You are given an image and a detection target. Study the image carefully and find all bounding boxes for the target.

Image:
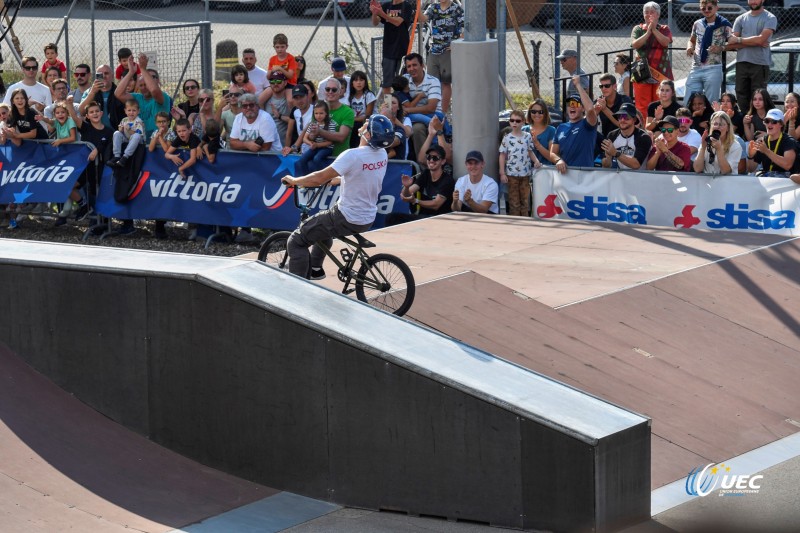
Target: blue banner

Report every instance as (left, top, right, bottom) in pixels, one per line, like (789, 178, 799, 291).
(96, 150, 415, 230)
(0, 142, 92, 204)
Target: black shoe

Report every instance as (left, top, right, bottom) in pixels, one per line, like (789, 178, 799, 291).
(117, 156, 129, 167)
(73, 203, 91, 221)
(108, 156, 121, 167)
(309, 267, 326, 280)
(118, 223, 136, 236)
(53, 216, 67, 227)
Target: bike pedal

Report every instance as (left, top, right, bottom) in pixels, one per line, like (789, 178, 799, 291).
(339, 249, 353, 262)
(342, 288, 356, 295)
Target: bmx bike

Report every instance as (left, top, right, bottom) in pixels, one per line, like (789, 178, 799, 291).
(257, 186, 415, 316)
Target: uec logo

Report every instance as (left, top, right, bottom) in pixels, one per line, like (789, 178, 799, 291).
(685, 463, 763, 497)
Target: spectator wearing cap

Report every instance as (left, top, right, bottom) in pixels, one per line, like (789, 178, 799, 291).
(282, 84, 314, 154)
(747, 108, 797, 177)
(594, 72, 632, 137)
(317, 57, 351, 104)
(601, 102, 652, 170)
(647, 115, 693, 171)
(386, 144, 455, 226)
(258, 70, 291, 142)
(452, 150, 499, 214)
(556, 49, 589, 95)
(549, 76, 597, 173)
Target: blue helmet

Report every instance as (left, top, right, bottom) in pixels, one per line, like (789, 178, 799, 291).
(367, 114, 395, 149)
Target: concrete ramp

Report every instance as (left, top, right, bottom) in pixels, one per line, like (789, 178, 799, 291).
(0, 240, 649, 532)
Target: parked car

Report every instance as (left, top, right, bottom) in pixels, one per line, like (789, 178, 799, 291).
(669, 0, 749, 32)
(531, 0, 648, 30)
(210, 0, 281, 9)
(283, 0, 370, 17)
(675, 37, 800, 104)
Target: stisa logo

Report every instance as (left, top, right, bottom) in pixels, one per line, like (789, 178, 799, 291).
(675, 204, 796, 230)
(685, 463, 764, 497)
(535, 194, 647, 224)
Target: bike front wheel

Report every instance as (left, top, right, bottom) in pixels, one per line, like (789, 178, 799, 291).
(355, 253, 415, 316)
(257, 231, 292, 271)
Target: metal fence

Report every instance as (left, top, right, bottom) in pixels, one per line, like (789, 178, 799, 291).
(4, 1, 800, 109)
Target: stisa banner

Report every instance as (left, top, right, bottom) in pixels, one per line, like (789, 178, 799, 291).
(96, 149, 415, 231)
(0, 142, 92, 204)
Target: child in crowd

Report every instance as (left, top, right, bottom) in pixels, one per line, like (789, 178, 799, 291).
(115, 47, 141, 80)
(110, 98, 145, 168)
(391, 75, 423, 111)
(65, 96, 114, 223)
(39, 101, 77, 147)
(499, 109, 541, 217)
(267, 33, 298, 85)
(0, 103, 10, 144)
(229, 65, 256, 95)
(198, 118, 221, 164)
(348, 70, 376, 148)
(41, 43, 66, 78)
(295, 101, 336, 175)
(149, 111, 177, 152)
(165, 118, 200, 176)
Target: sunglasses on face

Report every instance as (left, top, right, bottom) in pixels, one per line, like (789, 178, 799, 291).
(229, 92, 241, 97)
(598, 83, 613, 89)
(529, 109, 544, 115)
(679, 118, 692, 124)
(660, 127, 675, 133)
(199, 98, 211, 103)
(324, 87, 339, 93)
(567, 101, 582, 108)
(269, 79, 284, 85)
(701, 5, 715, 11)
(508, 118, 523, 123)
(296, 58, 305, 63)
(74, 72, 88, 77)
(763, 118, 779, 124)
(426, 155, 441, 161)
(23, 65, 37, 71)
(184, 85, 198, 91)
(617, 114, 632, 121)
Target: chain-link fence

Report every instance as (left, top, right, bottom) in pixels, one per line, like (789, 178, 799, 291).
(4, 1, 800, 110)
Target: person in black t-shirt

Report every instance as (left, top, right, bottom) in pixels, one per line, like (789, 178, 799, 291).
(166, 118, 201, 177)
(371, 0, 415, 95)
(385, 144, 455, 226)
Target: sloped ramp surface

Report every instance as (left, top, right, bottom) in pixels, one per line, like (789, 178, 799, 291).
(0, 343, 274, 532)
(407, 245, 800, 489)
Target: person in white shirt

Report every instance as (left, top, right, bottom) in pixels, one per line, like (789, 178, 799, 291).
(228, 93, 282, 151)
(676, 107, 702, 160)
(281, 115, 395, 279)
(317, 57, 351, 104)
(452, 150, 499, 214)
(242, 47, 268, 94)
(3, 56, 52, 112)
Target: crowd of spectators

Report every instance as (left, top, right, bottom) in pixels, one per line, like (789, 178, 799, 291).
(2, 0, 799, 236)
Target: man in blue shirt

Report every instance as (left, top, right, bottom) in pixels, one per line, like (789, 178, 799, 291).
(550, 76, 597, 172)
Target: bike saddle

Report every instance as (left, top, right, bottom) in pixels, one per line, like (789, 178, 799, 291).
(353, 233, 376, 248)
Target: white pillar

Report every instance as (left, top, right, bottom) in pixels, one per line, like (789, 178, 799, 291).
(451, 39, 500, 180)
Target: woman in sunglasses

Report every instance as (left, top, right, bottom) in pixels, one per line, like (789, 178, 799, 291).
(188, 88, 219, 140)
(646, 115, 692, 171)
(747, 108, 797, 177)
(525, 99, 556, 166)
(693, 111, 741, 174)
(173, 79, 201, 120)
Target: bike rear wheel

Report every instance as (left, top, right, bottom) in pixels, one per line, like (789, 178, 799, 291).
(257, 231, 291, 270)
(355, 253, 415, 316)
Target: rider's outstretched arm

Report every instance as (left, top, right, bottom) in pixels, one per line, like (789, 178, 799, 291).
(282, 166, 341, 188)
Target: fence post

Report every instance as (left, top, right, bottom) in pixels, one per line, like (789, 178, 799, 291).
(91, 0, 97, 74)
(64, 17, 70, 75)
(531, 39, 540, 100)
(497, 0, 506, 110)
(200, 21, 213, 90)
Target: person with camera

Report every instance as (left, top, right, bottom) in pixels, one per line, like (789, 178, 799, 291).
(693, 111, 742, 174)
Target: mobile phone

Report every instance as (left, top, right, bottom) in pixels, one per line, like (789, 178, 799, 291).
(383, 93, 392, 109)
(222, 89, 229, 97)
(95, 72, 104, 80)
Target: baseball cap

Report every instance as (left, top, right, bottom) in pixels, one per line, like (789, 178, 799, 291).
(614, 102, 638, 118)
(656, 116, 680, 129)
(291, 85, 308, 97)
(465, 150, 484, 163)
(426, 144, 446, 159)
(556, 49, 578, 60)
(766, 108, 784, 122)
(565, 93, 582, 105)
(331, 57, 347, 71)
(268, 71, 287, 81)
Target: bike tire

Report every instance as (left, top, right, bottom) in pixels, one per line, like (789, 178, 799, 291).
(355, 253, 415, 316)
(257, 231, 291, 271)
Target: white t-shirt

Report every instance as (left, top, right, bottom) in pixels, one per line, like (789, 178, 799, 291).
(454, 174, 499, 214)
(4, 81, 52, 108)
(700, 137, 743, 174)
(292, 105, 314, 153)
(317, 75, 351, 104)
(349, 91, 377, 119)
(229, 109, 282, 149)
(331, 145, 388, 225)
(678, 128, 702, 161)
(247, 65, 269, 93)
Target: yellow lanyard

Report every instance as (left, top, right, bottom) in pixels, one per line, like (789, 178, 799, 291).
(766, 133, 783, 172)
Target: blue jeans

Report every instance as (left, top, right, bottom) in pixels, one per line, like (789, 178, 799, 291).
(685, 64, 724, 103)
(407, 110, 445, 127)
(295, 146, 333, 176)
